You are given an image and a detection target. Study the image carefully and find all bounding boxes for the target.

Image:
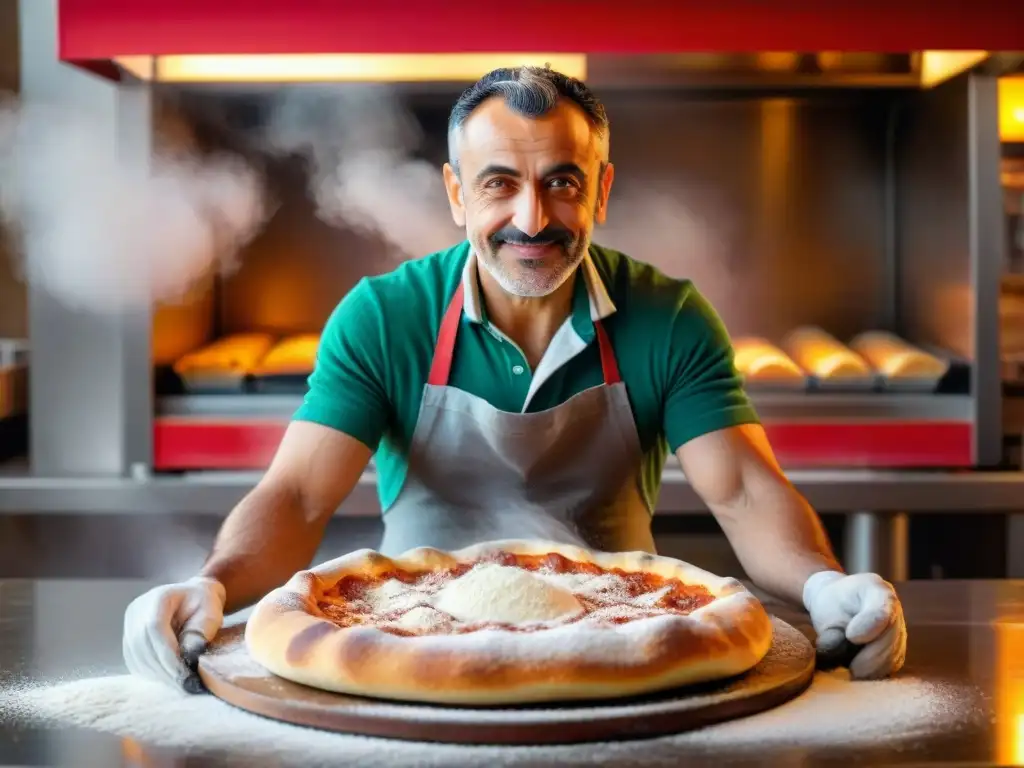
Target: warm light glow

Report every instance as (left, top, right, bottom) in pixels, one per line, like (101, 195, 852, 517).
(995, 624, 1024, 764)
(757, 98, 796, 256)
(1017, 714, 1024, 765)
(754, 52, 801, 72)
(919, 51, 989, 88)
(1000, 78, 1024, 143)
(121, 737, 162, 765)
(114, 53, 587, 83)
(114, 55, 153, 81)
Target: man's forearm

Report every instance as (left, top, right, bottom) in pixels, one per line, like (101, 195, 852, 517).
(711, 480, 843, 606)
(199, 482, 331, 614)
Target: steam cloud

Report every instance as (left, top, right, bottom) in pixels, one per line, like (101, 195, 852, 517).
(505, 512, 588, 549)
(0, 84, 733, 326)
(259, 85, 462, 259)
(0, 85, 466, 313)
(0, 98, 268, 313)
(599, 183, 744, 329)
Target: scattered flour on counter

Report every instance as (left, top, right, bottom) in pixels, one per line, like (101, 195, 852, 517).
(0, 667, 984, 767)
(689, 668, 981, 747)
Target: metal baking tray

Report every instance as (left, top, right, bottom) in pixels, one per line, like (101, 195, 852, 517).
(876, 375, 943, 393)
(177, 372, 252, 395)
(741, 376, 811, 393)
(248, 375, 310, 395)
(807, 374, 881, 393)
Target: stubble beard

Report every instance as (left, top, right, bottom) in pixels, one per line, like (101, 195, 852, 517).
(476, 237, 589, 298)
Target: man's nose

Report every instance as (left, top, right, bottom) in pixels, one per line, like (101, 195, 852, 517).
(510, 187, 550, 238)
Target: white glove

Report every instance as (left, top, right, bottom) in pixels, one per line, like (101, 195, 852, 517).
(802, 570, 907, 680)
(122, 576, 226, 691)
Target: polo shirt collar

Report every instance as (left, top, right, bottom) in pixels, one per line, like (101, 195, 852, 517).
(461, 247, 617, 332)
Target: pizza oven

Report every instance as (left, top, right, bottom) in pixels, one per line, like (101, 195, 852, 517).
(3, 0, 1024, 582)
(144, 77, 1000, 478)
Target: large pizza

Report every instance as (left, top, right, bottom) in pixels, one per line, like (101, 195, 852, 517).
(244, 539, 774, 705)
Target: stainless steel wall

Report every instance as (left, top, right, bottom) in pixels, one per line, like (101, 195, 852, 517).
(19, 0, 153, 476)
(896, 73, 1004, 465)
(216, 173, 395, 336)
(588, 91, 894, 340)
(156, 88, 897, 345)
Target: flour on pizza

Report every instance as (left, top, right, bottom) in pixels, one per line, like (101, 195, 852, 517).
(244, 540, 774, 705)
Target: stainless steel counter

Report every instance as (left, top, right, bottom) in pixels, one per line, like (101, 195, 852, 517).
(9, 459, 1024, 582)
(5, 459, 1024, 516)
(1, 578, 1023, 766)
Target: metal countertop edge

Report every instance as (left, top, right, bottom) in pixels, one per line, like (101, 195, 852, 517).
(1, 468, 1024, 514)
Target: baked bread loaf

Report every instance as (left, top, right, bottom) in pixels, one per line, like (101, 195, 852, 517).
(173, 333, 275, 385)
(782, 326, 873, 382)
(254, 334, 320, 377)
(732, 337, 806, 384)
(849, 331, 948, 381)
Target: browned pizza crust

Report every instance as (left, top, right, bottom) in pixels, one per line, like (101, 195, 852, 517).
(244, 539, 774, 705)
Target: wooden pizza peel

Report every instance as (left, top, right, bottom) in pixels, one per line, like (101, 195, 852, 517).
(196, 616, 816, 745)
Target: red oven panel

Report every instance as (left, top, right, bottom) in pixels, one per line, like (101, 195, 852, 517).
(152, 418, 974, 471)
(154, 419, 286, 470)
(763, 422, 972, 469)
(59, 1, 1024, 61)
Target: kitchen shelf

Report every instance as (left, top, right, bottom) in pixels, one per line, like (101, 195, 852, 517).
(157, 392, 975, 421)
(153, 393, 976, 471)
(1, 465, 1023, 515)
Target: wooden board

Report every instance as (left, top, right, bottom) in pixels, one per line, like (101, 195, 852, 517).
(197, 617, 815, 745)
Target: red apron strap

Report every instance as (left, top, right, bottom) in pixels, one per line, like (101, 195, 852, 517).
(594, 320, 622, 386)
(427, 282, 465, 386)
(430, 283, 620, 388)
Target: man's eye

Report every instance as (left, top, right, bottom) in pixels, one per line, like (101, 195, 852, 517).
(549, 178, 577, 189)
(485, 179, 508, 189)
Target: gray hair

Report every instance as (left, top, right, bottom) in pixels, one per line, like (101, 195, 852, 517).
(447, 66, 609, 174)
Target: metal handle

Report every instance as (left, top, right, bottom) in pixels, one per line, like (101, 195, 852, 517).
(179, 629, 209, 694)
(815, 627, 862, 670)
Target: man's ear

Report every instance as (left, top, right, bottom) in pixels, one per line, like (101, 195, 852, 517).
(442, 163, 466, 227)
(594, 162, 615, 225)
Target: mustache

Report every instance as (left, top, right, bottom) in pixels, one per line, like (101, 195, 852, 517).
(490, 226, 574, 248)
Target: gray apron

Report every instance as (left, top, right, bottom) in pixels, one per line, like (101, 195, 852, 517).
(378, 281, 656, 557)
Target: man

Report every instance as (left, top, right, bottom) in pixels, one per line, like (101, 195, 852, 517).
(123, 67, 906, 692)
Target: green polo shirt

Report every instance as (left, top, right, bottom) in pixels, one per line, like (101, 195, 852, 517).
(294, 240, 759, 514)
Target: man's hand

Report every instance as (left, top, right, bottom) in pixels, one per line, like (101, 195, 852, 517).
(120, 421, 372, 694)
(802, 570, 907, 679)
(676, 424, 906, 679)
(122, 576, 226, 692)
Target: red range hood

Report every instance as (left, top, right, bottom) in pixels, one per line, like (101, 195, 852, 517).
(59, 0, 1024, 75)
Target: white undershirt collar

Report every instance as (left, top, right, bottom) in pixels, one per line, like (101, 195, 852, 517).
(460, 249, 617, 411)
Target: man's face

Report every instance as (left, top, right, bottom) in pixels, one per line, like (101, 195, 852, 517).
(443, 98, 614, 298)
